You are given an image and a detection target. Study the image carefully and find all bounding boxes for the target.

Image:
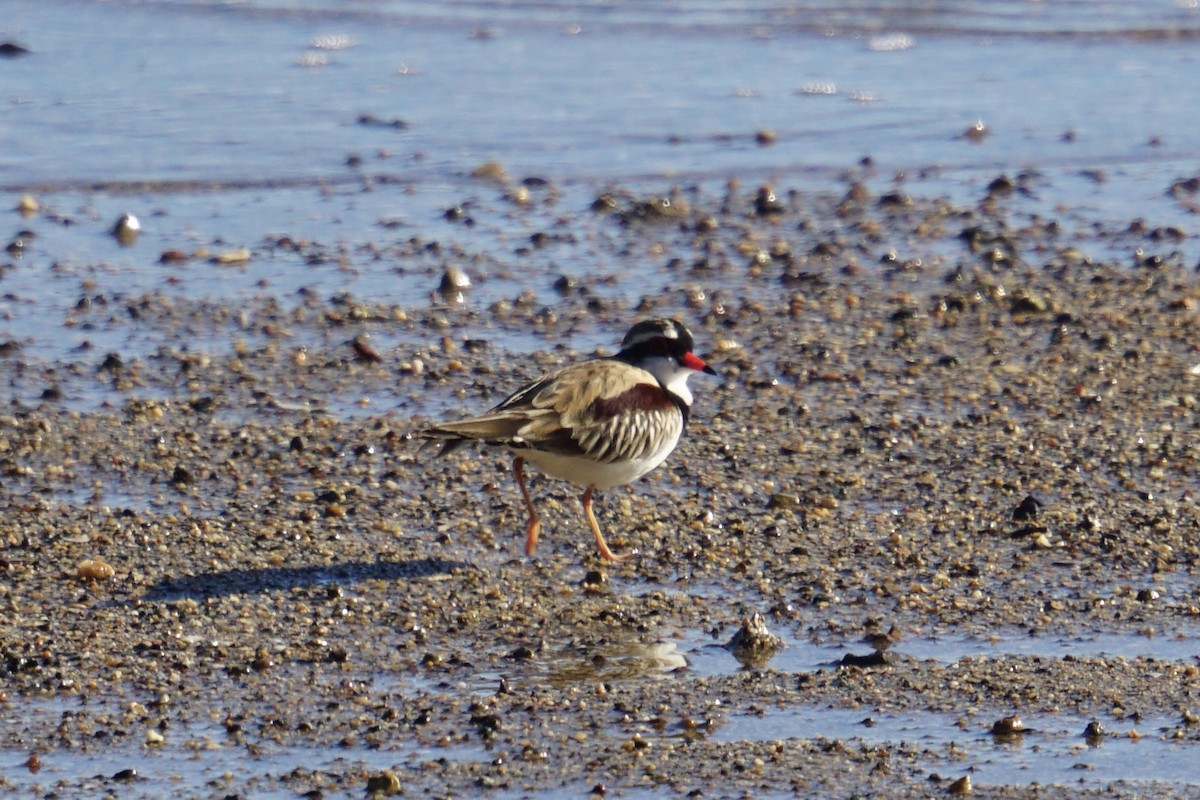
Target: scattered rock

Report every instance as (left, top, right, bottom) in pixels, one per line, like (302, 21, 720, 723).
(356, 114, 408, 130)
(725, 613, 784, 667)
(439, 266, 471, 303)
(963, 120, 988, 142)
(366, 770, 401, 795)
(1012, 495, 1042, 521)
(76, 559, 116, 580)
(112, 213, 140, 244)
(991, 716, 1027, 739)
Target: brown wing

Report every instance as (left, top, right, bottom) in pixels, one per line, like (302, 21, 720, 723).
(421, 359, 681, 463)
(521, 364, 682, 463)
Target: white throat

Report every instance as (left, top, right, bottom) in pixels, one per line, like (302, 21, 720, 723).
(639, 354, 695, 407)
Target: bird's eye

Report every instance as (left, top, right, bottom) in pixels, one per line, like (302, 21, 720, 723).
(647, 338, 669, 354)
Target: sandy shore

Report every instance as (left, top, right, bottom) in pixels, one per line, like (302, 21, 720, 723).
(3, 173, 1200, 798)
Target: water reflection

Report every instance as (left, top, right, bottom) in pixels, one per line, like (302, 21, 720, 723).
(541, 639, 688, 686)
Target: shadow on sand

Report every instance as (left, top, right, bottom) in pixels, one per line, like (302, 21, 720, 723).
(143, 557, 473, 601)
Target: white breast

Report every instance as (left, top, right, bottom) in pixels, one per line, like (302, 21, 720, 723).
(511, 422, 683, 490)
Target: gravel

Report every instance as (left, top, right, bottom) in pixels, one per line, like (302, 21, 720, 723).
(2, 173, 1200, 798)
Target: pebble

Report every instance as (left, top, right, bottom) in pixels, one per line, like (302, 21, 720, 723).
(471, 160, 509, 183)
(111, 213, 140, 244)
(366, 770, 401, 795)
(991, 716, 1027, 738)
(947, 775, 972, 795)
(725, 613, 785, 667)
(212, 247, 251, 264)
(964, 120, 989, 142)
(75, 558, 115, 580)
(439, 266, 471, 303)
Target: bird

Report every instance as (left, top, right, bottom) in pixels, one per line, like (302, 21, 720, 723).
(419, 318, 716, 562)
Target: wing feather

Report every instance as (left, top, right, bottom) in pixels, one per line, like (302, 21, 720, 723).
(420, 359, 683, 463)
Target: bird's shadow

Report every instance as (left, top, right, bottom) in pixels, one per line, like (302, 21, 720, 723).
(142, 556, 472, 602)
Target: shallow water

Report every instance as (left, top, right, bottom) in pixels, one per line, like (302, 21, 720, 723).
(3, 0, 1200, 389)
(684, 626, 1200, 676)
(6, 0, 1200, 186)
(714, 706, 1200, 789)
(0, 718, 491, 800)
(8, 654, 1200, 798)
(383, 622, 1200, 702)
(9, 716, 1196, 798)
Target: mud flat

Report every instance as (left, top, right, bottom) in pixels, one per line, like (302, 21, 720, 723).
(2, 171, 1200, 798)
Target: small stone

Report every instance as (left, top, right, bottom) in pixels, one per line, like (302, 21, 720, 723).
(352, 334, 383, 364)
(754, 185, 785, 215)
(767, 492, 798, 510)
(987, 174, 1015, 196)
(991, 716, 1026, 737)
(76, 559, 116, 580)
(471, 160, 509, 183)
(505, 185, 530, 205)
(365, 770, 401, 795)
(471, 712, 501, 736)
(439, 266, 471, 303)
(947, 774, 972, 795)
(212, 247, 251, 264)
(507, 645, 535, 661)
(861, 625, 901, 652)
(112, 213, 140, 244)
(356, 114, 408, 130)
(1012, 495, 1042, 521)
(725, 613, 784, 667)
(99, 352, 124, 371)
(838, 650, 889, 668)
(964, 120, 988, 143)
(580, 569, 607, 592)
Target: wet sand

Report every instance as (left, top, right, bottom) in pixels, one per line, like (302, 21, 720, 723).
(3, 173, 1200, 798)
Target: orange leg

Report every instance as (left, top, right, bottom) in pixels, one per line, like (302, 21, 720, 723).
(582, 486, 635, 563)
(513, 457, 542, 556)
